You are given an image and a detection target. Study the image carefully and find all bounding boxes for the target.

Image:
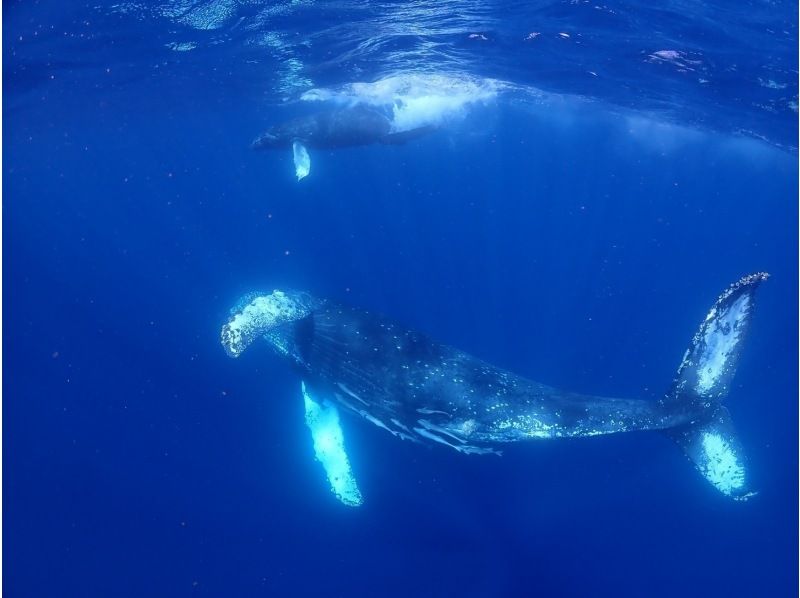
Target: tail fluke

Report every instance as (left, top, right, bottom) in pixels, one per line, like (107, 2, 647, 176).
(665, 272, 769, 501)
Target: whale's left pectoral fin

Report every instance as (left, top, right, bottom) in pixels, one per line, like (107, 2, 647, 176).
(292, 142, 310, 181)
(302, 381, 363, 506)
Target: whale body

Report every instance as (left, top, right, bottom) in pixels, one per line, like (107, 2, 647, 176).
(221, 273, 768, 506)
(251, 105, 435, 180)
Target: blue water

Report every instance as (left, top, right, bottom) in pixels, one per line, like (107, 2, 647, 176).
(4, 1, 798, 596)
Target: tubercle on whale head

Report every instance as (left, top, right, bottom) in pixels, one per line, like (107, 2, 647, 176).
(221, 290, 320, 358)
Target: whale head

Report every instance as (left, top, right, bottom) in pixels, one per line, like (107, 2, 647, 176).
(251, 115, 318, 150)
(250, 131, 282, 149)
(221, 290, 320, 358)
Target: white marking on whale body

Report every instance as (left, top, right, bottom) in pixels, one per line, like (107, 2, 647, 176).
(413, 426, 454, 448)
(293, 141, 310, 181)
(302, 382, 362, 507)
(300, 73, 501, 133)
(333, 393, 417, 443)
(418, 419, 466, 444)
(455, 419, 478, 437)
(495, 415, 558, 439)
(390, 418, 411, 433)
(417, 407, 451, 416)
(699, 432, 745, 496)
(413, 424, 498, 455)
(696, 293, 749, 394)
(337, 383, 369, 405)
(363, 413, 394, 434)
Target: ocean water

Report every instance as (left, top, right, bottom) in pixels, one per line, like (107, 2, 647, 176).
(4, 1, 798, 597)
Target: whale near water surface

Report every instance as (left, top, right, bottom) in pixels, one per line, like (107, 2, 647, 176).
(249, 74, 502, 180)
(251, 105, 437, 181)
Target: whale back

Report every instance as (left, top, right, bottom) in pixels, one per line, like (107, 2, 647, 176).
(266, 303, 547, 439)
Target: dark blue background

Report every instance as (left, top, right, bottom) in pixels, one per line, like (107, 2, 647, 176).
(4, 1, 799, 596)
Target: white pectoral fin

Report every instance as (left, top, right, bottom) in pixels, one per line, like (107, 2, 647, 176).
(302, 381, 363, 506)
(292, 142, 310, 181)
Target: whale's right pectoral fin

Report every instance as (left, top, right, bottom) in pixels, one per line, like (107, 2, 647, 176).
(302, 381, 363, 506)
(292, 141, 310, 181)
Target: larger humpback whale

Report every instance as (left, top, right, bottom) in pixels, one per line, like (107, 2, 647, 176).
(251, 105, 435, 180)
(221, 273, 768, 506)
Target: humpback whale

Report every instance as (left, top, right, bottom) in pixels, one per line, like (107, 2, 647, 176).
(251, 105, 434, 180)
(221, 273, 768, 506)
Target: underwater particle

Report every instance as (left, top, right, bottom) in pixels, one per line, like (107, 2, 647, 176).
(758, 78, 787, 89)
